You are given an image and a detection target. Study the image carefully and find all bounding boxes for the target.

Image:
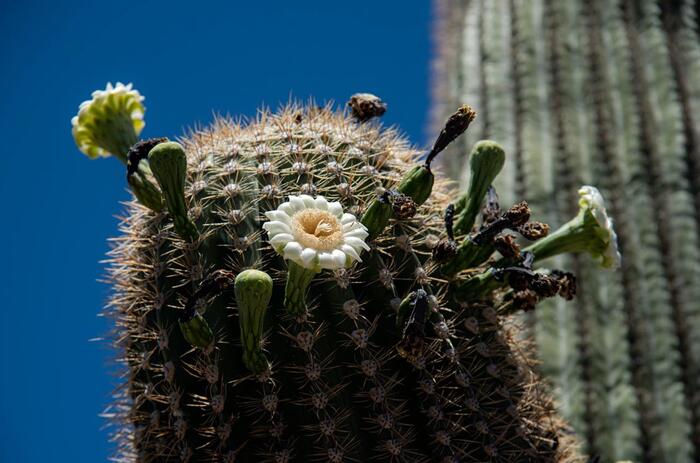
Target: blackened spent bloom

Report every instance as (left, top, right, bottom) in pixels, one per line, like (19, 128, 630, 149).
(347, 93, 387, 122)
(426, 105, 477, 169)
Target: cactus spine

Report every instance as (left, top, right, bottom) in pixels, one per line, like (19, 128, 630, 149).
(433, 0, 700, 461)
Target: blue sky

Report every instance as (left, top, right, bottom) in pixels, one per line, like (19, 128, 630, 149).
(0, 1, 430, 461)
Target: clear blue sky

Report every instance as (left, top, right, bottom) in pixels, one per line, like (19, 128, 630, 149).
(0, 1, 430, 461)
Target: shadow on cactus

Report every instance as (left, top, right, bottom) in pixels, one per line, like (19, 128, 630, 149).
(73, 83, 620, 462)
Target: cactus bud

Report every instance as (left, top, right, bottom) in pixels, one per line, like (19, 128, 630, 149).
(148, 142, 198, 242)
(454, 141, 506, 235)
(179, 312, 214, 348)
(235, 269, 274, 374)
(126, 138, 167, 212)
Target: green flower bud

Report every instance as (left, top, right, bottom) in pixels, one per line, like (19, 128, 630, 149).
(71, 82, 145, 163)
(454, 140, 506, 235)
(127, 173, 164, 212)
(360, 198, 393, 241)
(525, 186, 621, 269)
(126, 138, 168, 212)
(147, 142, 198, 242)
(179, 312, 214, 348)
(235, 269, 274, 374)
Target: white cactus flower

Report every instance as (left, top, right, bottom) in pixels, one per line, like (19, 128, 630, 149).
(263, 195, 370, 271)
(71, 82, 145, 160)
(526, 185, 621, 270)
(577, 186, 621, 269)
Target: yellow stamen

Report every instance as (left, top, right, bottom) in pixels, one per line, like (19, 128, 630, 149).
(292, 209, 344, 251)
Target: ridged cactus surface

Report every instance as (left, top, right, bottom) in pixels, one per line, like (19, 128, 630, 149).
(433, 1, 700, 461)
(106, 106, 579, 462)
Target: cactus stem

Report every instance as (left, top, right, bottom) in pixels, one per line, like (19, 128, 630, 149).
(283, 260, 317, 316)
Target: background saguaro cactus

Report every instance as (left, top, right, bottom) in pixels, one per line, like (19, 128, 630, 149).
(432, 1, 700, 461)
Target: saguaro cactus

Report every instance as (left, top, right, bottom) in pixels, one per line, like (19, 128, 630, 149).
(71, 84, 622, 462)
(433, 1, 700, 462)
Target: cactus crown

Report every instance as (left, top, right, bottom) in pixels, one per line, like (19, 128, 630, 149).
(71, 86, 619, 462)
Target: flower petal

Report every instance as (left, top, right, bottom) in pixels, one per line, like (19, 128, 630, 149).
(278, 202, 297, 216)
(318, 252, 337, 269)
(288, 196, 307, 212)
(314, 196, 329, 210)
(300, 248, 318, 266)
(300, 195, 316, 208)
(332, 249, 347, 268)
(341, 244, 362, 262)
(345, 236, 371, 251)
(283, 241, 303, 260)
(340, 213, 357, 225)
(328, 201, 343, 218)
(265, 210, 291, 225)
(262, 221, 291, 235)
(344, 228, 369, 240)
(269, 233, 294, 246)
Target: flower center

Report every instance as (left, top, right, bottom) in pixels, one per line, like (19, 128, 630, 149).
(292, 209, 344, 251)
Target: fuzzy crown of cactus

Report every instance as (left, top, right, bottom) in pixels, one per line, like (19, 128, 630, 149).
(74, 84, 619, 462)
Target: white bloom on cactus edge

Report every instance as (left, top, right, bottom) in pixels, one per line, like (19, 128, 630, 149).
(263, 195, 370, 271)
(577, 185, 621, 269)
(71, 82, 145, 159)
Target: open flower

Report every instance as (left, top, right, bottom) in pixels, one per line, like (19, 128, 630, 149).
(263, 195, 370, 271)
(577, 186, 621, 269)
(71, 82, 145, 161)
(525, 186, 621, 270)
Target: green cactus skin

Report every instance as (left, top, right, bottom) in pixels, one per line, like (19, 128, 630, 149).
(103, 104, 585, 462)
(433, 0, 700, 461)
